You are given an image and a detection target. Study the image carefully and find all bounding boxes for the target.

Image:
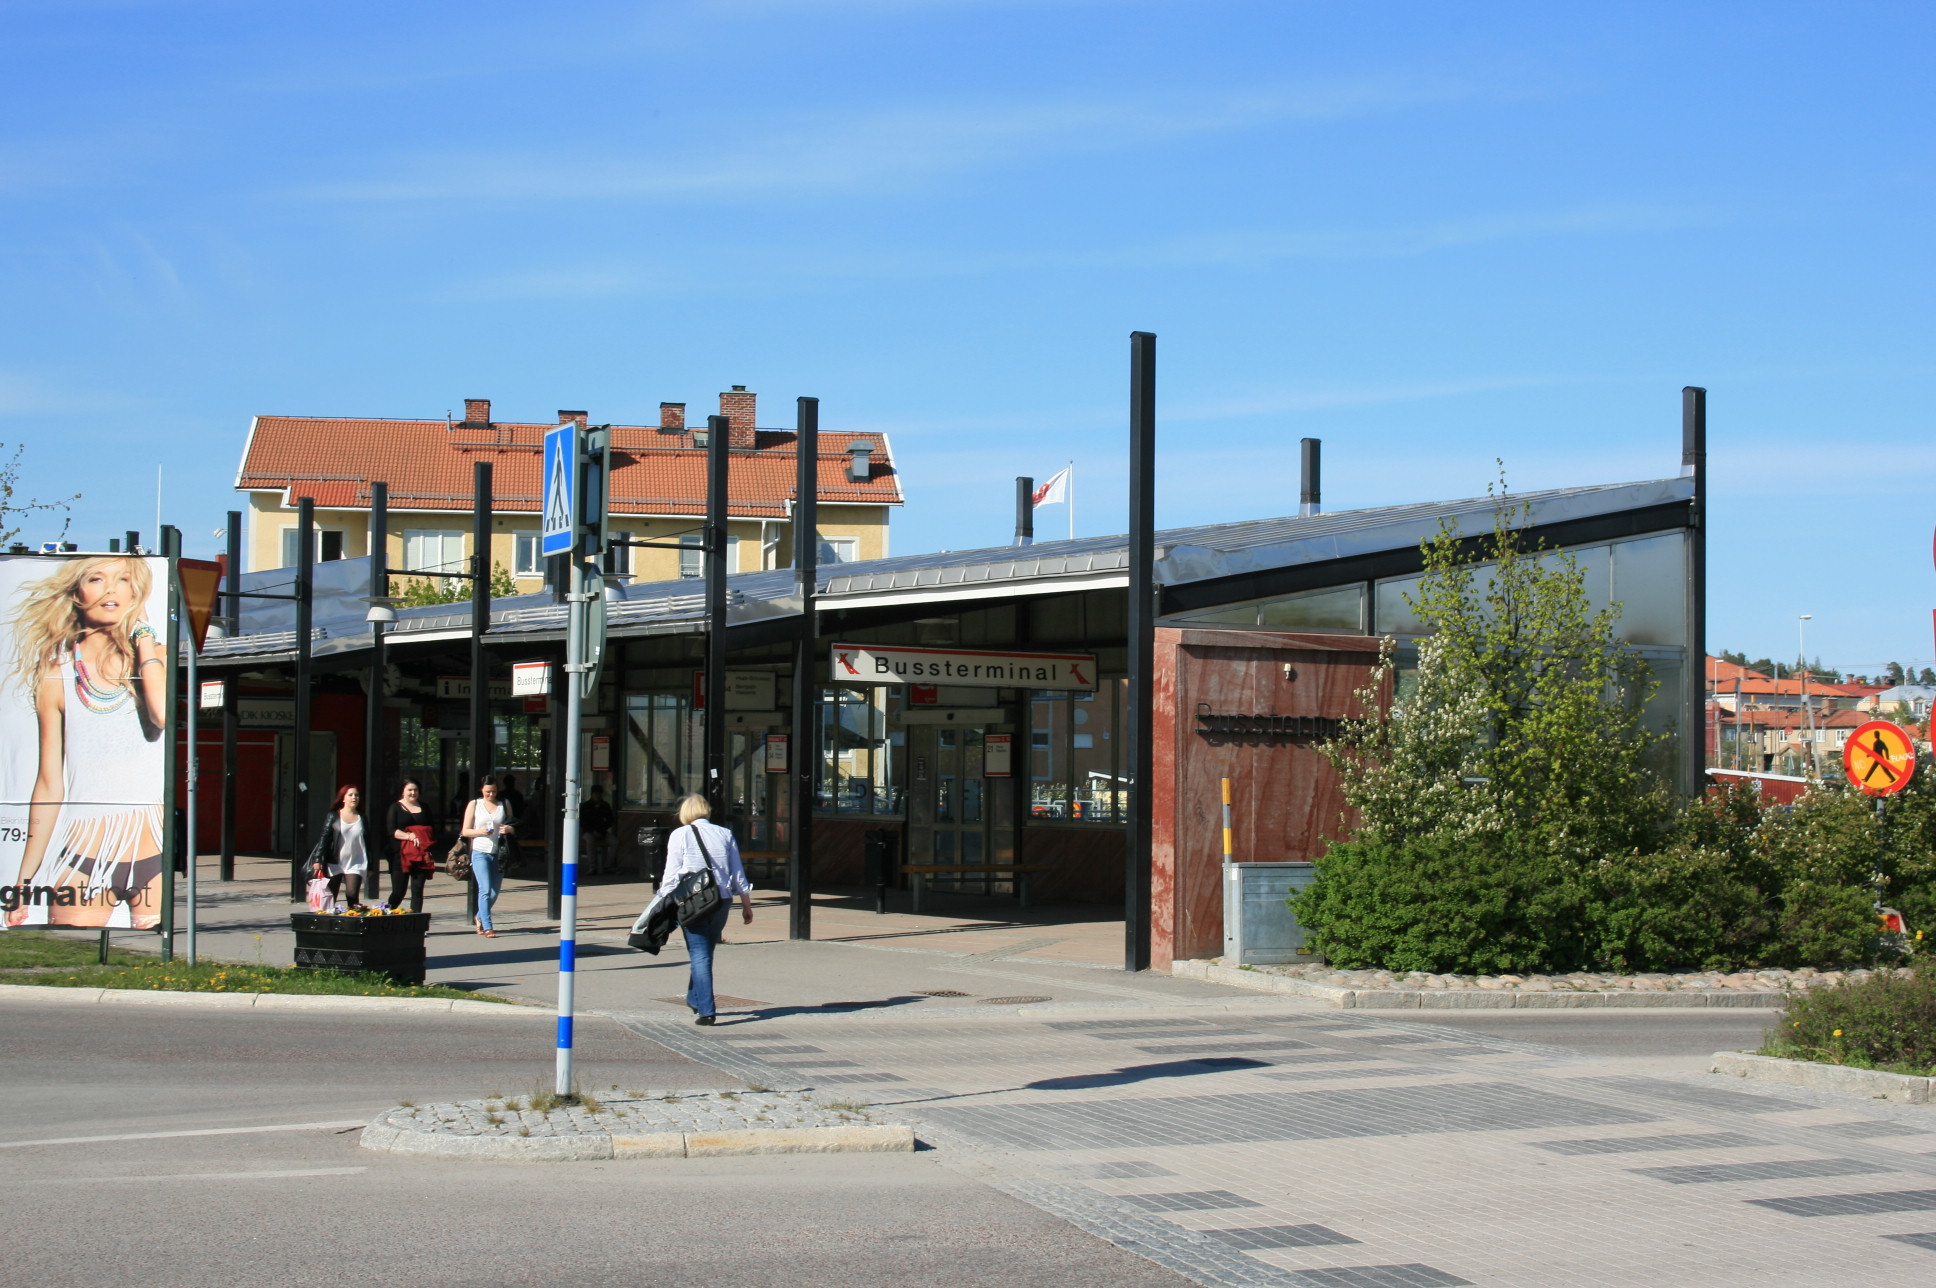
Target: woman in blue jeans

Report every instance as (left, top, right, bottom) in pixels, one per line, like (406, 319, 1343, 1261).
(660, 794, 754, 1025)
(460, 780, 515, 937)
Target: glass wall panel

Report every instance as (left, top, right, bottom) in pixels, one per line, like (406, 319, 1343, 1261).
(1170, 583, 1365, 632)
(1031, 679, 1126, 823)
(1374, 574, 1427, 636)
(1610, 533, 1687, 647)
(623, 692, 701, 808)
(816, 686, 901, 816)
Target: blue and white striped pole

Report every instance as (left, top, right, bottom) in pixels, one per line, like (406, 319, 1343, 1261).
(556, 548, 586, 1095)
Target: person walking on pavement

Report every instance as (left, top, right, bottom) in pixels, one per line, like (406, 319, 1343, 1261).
(309, 785, 369, 910)
(659, 793, 753, 1025)
(384, 778, 436, 913)
(461, 780, 514, 937)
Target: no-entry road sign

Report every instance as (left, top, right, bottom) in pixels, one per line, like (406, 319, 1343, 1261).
(1843, 719, 1917, 797)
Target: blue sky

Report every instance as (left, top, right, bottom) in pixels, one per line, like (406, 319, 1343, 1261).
(2, 1, 1929, 674)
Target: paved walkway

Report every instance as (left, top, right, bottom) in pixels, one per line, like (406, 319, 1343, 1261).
(127, 857, 1936, 1284)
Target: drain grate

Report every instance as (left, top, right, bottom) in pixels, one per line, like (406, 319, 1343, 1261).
(916, 989, 972, 998)
(978, 995, 1052, 1005)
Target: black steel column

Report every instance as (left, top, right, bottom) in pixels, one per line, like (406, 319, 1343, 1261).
(1683, 386, 1707, 797)
(469, 463, 492, 915)
(290, 499, 314, 901)
(704, 414, 730, 813)
(220, 510, 240, 882)
(1125, 331, 1156, 972)
(365, 482, 388, 903)
(789, 397, 819, 941)
(1015, 477, 1034, 547)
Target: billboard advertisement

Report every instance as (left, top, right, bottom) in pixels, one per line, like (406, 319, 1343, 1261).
(0, 555, 171, 929)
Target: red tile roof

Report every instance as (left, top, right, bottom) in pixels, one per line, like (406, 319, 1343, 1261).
(237, 415, 903, 519)
(1705, 656, 1770, 683)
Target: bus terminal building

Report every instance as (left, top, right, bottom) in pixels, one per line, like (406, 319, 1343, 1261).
(196, 456, 1702, 967)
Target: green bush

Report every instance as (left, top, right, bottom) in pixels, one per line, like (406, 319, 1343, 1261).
(1762, 964, 1936, 1075)
(1292, 833, 1595, 974)
(1299, 781, 1921, 974)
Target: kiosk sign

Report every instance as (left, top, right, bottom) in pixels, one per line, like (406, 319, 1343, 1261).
(1844, 719, 1917, 797)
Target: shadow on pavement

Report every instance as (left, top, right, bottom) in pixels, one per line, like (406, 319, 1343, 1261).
(1026, 1058, 1272, 1091)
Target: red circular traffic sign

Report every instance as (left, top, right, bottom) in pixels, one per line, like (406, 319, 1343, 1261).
(1844, 720, 1918, 797)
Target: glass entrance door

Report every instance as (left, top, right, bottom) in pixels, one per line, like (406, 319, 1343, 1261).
(728, 727, 788, 881)
(906, 724, 1015, 895)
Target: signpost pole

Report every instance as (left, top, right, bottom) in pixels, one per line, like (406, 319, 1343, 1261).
(469, 463, 492, 922)
(1682, 387, 1707, 797)
(557, 549, 584, 1096)
(366, 482, 388, 906)
(184, 601, 198, 965)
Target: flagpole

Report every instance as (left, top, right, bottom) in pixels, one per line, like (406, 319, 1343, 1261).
(1068, 461, 1075, 540)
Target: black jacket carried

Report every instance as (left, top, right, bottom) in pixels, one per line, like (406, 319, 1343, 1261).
(627, 891, 681, 955)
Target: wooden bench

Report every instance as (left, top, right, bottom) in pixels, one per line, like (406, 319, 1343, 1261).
(899, 864, 1053, 914)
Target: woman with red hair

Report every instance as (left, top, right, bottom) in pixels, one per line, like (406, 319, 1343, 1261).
(306, 785, 368, 910)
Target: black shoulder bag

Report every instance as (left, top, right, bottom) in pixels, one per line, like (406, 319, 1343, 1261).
(671, 824, 725, 927)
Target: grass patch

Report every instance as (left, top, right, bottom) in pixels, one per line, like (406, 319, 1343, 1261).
(0, 930, 153, 970)
(1761, 963, 1936, 1077)
(0, 959, 509, 1002)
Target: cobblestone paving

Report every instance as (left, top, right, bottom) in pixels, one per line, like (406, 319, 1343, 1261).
(644, 1006, 1936, 1286)
(376, 1089, 880, 1139)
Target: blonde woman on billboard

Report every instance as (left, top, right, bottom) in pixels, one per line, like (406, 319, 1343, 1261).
(6, 557, 166, 929)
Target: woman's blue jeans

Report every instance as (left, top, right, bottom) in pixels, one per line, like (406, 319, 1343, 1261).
(682, 906, 730, 1016)
(472, 852, 501, 930)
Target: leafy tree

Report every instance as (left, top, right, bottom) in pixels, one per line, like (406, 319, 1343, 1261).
(1920, 668, 1935, 686)
(1886, 662, 1906, 686)
(393, 561, 519, 607)
(0, 443, 77, 545)
(1296, 485, 1675, 971)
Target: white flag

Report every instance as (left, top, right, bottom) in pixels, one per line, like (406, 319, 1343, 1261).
(1031, 466, 1070, 507)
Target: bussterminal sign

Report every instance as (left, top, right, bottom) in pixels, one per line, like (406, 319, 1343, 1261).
(830, 643, 1098, 691)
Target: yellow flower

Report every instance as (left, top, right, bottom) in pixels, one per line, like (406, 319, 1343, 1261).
(1833, 1029, 1843, 1037)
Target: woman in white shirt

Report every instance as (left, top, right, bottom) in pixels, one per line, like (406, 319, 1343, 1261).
(306, 785, 368, 910)
(658, 794, 754, 1025)
(460, 780, 515, 937)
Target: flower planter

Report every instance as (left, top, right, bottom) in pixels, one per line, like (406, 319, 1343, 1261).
(290, 912, 431, 985)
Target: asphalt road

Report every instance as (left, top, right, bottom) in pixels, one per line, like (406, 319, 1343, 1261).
(0, 1000, 1193, 1288)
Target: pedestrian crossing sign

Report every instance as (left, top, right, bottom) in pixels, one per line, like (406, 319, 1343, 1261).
(1843, 719, 1917, 797)
(541, 424, 577, 557)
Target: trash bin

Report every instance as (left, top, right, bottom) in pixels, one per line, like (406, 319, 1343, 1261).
(636, 825, 669, 886)
(863, 829, 899, 913)
(1221, 861, 1320, 965)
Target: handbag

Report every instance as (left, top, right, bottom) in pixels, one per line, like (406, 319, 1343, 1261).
(671, 825, 725, 927)
(444, 838, 473, 882)
(305, 877, 333, 912)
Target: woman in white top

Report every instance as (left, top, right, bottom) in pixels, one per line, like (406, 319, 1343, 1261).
(658, 794, 754, 1025)
(306, 785, 368, 910)
(460, 780, 514, 937)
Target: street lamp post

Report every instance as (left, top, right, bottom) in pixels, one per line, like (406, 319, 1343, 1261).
(1799, 614, 1817, 777)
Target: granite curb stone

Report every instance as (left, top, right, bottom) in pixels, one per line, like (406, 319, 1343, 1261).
(0, 982, 544, 1015)
(1711, 1051, 1935, 1105)
(1175, 960, 1789, 1009)
(360, 1091, 916, 1162)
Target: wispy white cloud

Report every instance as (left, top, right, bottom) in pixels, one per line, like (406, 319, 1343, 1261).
(292, 75, 1501, 205)
(438, 202, 1720, 303)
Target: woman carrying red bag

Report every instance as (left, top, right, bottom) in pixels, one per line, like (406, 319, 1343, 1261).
(383, 778, 436, 913)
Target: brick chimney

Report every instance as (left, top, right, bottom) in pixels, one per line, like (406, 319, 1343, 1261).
(557, 409, 588, 427)
(462, 397, 491, 428)
(660, 402, 686, 434)
(719, 386, 756, 448)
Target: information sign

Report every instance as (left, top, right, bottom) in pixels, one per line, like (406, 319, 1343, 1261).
(541, 424, 577, 558)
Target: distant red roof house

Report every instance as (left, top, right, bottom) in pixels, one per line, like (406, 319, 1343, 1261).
(235, 389, 903, 584)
